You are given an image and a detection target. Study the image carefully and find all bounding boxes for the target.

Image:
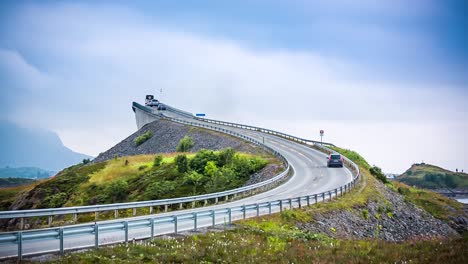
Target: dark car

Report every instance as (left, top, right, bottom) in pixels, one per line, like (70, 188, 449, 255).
(147, 99, 159, 107)
(157, 104, 166, 110)
(327, 154, 344, 168)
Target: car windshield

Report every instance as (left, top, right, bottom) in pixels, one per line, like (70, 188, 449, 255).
(331, 155, 341, 159)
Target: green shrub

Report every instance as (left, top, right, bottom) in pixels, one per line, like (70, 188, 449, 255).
(145, 181, 176, 199)
(370, 166, 388, 184)
(138, 165, 147, 171)
(176, 136, 194, 152)
(218, 148, 236, 167)
(134, 131, 153, 146)
(175, 155, 189, 173)
(43, 192, 68, 208)
(153, 155, 163, 167)
(362, 209, 369, 220)
(189, 149, 217, 173)
(106, 180, 128, 202)
(82, 158, 90, 164)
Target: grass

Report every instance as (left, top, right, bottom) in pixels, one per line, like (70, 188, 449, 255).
(392, 181, 464, 221)
(41, 228, 467, 264)
(16, 145, 467, 263)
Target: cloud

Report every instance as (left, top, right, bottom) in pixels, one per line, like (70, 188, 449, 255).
(0, 3, 466, 173)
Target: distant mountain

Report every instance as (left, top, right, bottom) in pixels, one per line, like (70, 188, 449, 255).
(0, 121, 92, 171)
(0, 167, 55, 179)
(396, 163, 468, 191)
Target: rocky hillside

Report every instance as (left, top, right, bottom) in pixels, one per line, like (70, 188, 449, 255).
(272, 146, 468, 241)
(397, 163, 468, 191)
(93, 119, 261, 163)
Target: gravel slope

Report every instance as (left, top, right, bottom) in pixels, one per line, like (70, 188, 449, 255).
(93, 119, 264, 163)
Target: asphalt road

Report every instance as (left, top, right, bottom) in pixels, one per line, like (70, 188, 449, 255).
(0, 108, 352, 258)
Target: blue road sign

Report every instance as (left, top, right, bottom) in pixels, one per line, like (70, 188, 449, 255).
(196, 113, 206, 117)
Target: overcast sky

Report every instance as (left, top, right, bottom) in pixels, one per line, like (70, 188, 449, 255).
(1, 0, 467, 173)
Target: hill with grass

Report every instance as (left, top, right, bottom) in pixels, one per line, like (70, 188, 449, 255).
(93, 119, 261, 163)
(396, 163, 468, 191)
(51, 146, 468, 263)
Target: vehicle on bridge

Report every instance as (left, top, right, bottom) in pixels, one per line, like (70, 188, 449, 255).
(327, 154, 344, 168)
(147, 99, 160, 107)
(145, 95, 155, 105)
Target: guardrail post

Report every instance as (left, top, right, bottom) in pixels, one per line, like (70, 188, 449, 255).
(179, 203, 183, 209)
(307, 196, 310, 206)
(215, 197, 218, 204)
(204, 200, 208, 206)
(256, 204, 260, 216)
(73, 213, 78, 224)
(20, 218, 24, 230)
(59, 228, 64, 255)
(279, 200, 283, 212)
(242, 205, 246, 219)
(329, 192, 332, 201)
(225, 195, 228, 201)
(133, 208, 137, 216)
(150, 218, 155, 240)
(192, 201, 195, 208)
(17, 231, 22, 261)
(335, 189, 338, 199)
(268, 202, 272, 214)
(212, 210, 216, 227)
(344, 184, 347, 193)
(194, 213, 198, 231)
(322, 193, 325, 202)
(315, 194, 318, 204)
(289, 198, 292, 209)
(228, 208, 232, 224)
(164, 204, 168, 212)
(95, 211, 99, 221)
(149, 206, 153, 214)
(114, 209, 119, 218)
(94, 223, 99, 249)
(174, 216, 178, 234)
(124, 221, 128, 245)
(48, 215, 53, 226)
(298, 198, 302, 208)
(340, 187, 343, 196)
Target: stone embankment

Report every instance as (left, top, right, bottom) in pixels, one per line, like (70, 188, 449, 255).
(93, 119, 265, 163)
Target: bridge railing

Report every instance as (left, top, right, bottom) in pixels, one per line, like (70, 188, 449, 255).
(0, 103, 362, 260)
(0, 145, 359, 260)
(0, 104, 291, 227)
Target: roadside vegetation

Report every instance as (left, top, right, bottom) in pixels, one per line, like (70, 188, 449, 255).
(1, 148, 270, 210)
(49, 225, 467, 264)
(0, 177, 36, 187)
(19, 145, 467, 263)
(134, 131, 153, 146)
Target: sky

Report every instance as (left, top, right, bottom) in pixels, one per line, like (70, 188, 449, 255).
(0, 0, 467, 173)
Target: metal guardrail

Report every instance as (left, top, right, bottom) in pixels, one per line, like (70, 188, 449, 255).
(0, 103, 361, 260)
(0, 144, 360, 260)
(0, 104, 290, 224)
(195, 117, 335, 147)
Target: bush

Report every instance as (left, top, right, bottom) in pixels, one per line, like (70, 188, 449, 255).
(153, 155, 163, 167)
(362, 209, 369, 220)
(134, 131, 153, 146)
(145, 181, 176, 199)
(82, 158, 90, 164)
(175, 155, 189, 173)
(176, 136, 194, 152)
(218, 148, 236, 167)
(106, 180, 128, 202)
(189, 149, 218, 173)
(370, 166, 388, 184)
(43, 192, 68, 208)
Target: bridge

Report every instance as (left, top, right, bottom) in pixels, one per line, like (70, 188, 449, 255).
(0, 102, 360, 260)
